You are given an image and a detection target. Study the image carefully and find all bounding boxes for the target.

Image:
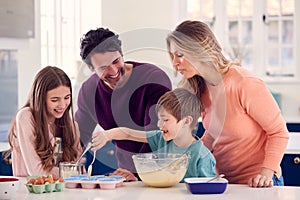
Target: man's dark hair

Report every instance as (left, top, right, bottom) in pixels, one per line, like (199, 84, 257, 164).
(80, 28, 122, 66)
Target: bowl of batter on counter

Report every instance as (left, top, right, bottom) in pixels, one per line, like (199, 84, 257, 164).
(132, 153, 189, 187)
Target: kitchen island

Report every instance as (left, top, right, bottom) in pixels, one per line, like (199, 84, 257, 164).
(13, 178, 300, 200)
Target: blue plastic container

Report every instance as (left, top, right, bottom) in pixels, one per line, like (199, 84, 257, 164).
(184, 177, 228, 194)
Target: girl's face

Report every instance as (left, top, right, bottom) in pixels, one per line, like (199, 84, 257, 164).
(169, 41, 200, 79)
(156, 108, 184, 141)
(46, 85, 71, 122)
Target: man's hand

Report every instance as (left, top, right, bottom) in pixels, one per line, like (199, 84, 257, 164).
(91, 131, 109, 151)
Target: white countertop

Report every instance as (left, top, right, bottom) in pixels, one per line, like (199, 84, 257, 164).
(12, 178, 300, 200)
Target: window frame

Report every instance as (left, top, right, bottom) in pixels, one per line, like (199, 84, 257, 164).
(187, 0, 299, 83)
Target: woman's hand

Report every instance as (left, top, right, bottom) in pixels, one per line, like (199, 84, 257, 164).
(109, 168, 138, 182)
(248, 167, 274, 187)
(91, 131, 109, 151)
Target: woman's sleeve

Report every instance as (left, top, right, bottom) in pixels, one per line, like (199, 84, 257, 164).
(16, 109, 59, 176)
(241, 78, 289, 173)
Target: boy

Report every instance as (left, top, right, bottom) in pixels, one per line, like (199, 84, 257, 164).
(92, 88, 216, 181)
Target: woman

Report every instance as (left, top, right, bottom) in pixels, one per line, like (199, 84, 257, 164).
(166, 20, 289, 187)
(5, 66, 82, 177)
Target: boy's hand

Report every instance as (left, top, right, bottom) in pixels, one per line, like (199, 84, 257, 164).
(91, 131, 109, 151)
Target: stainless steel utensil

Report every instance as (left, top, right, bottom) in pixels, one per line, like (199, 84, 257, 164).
(87, 150, 96, 178)
(76, 142, 92, 164)
(206, 174, 225, 182)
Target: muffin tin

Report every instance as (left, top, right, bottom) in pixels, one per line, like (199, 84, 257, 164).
(64, 175, 125, 190)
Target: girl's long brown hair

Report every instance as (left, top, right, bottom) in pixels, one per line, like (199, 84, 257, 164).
(5, 66, 79, 172)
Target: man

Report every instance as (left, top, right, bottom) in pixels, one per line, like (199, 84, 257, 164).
(75, 27, 172, 180)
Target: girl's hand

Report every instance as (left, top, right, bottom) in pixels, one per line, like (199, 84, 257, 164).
(247, 167, 274, 187)
(91, 131, 109, 151)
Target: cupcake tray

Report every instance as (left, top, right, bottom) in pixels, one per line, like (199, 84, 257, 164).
(64, 175, 126, 190)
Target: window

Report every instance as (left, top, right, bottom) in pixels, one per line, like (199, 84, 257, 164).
(40, 0, 101, 80)
(265, 0, 294, 77)
(40, 0, 80, 79)
(187, 0, 214, 23)
(0, 50, 18, 127)
(226, 0, 253, 70)
(187, 0, 296, 79)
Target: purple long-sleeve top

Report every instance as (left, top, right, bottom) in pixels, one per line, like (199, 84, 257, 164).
(75, 61, 172, 172)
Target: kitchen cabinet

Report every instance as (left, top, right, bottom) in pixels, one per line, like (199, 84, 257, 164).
(282, 123, 300, 186)
(286, 123, 300, 132)
(281, 153, 300, 186)
(0, 154, 12, 175)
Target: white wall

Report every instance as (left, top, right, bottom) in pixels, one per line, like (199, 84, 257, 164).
(101, 0, 187, 87)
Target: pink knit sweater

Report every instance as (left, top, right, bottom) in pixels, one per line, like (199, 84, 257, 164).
(202, 65, 289, 184)
(11, 107, 82, 177)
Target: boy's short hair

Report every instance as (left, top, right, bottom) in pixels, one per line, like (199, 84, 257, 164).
(155, 88, 200, 128)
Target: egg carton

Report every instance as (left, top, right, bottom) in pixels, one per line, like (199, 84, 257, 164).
(25, 181, 65, 194)
(25, 175, 66, 194)
(64, 175, 125, 190)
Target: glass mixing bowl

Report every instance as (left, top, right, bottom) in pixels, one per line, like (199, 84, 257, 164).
(132, 153, 189, 187)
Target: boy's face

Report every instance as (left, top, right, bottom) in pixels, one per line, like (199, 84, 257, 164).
(157, 108, 184, 141)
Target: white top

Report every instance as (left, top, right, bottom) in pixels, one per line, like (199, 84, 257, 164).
(14, 178, 300, 200)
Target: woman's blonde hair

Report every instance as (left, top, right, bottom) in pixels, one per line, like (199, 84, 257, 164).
(166, 20, 235, 109)
(167, 20, 231, 75)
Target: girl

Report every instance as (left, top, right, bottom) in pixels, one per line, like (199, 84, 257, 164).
(5, 66, 82, 177)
